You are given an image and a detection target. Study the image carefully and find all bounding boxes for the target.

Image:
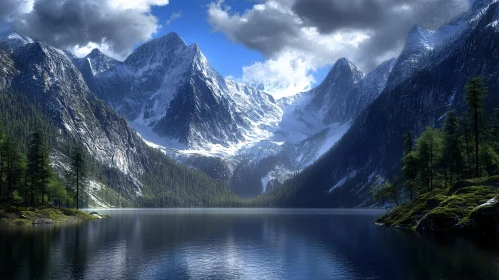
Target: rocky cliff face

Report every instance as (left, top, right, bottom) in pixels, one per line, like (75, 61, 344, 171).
(80, 33, 282, 153)
(1, 25, 398, 200)
(69, 32, 395, 198)
(0, 34, 182, 206)
(3, 37, 147, 177)
(277, 0, 499, 207)
(230, 57, 395, 197)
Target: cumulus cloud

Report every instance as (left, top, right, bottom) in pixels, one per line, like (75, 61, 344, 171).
(2, 0, 169, 60)
(293, 0, 471, 68)
(208, 0, 472, 97)
(242, 51, 317, 98)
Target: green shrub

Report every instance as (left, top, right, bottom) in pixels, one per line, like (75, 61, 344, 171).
(12, 191, 24, 205)
(61, 208, 78, 216)
(5, 206, 18, 213)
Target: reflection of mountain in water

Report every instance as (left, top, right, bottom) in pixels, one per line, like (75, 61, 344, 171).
(0, 210, 498, 279)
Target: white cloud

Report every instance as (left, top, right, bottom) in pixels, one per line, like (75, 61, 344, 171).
(208, 0, 471, 98)
(242, 51, 316, 99)
(109, 0, 169, 12)
(3, 0, 170, 60)
(208, 0, 370, 98)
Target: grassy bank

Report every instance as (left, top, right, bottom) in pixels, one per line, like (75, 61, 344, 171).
(0, 206, 104, 226)
(376, 176, 499, 235)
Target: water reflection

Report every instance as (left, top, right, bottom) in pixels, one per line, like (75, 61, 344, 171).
(0, 209, 498, 279)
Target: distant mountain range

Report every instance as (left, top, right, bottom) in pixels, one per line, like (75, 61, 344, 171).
(2, 0, 497, 207)
(62, 29, 393, 198)
(267, 0, 499, 207)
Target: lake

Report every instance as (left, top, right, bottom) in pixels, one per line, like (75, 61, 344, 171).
(1, 209, 499, 279)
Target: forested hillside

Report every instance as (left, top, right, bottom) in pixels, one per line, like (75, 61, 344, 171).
(0, 91, 241, 208)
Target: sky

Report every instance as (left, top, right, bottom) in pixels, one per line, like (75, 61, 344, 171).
(0, 0, 474, 98)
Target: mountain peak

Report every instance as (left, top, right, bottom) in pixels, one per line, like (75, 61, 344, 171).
(124, 32, 189, 68)
(88, 48, 104, 58)
(333, 58, 360, 72)
(154, 32, 186, 48)
(404, 25, 434, 54)
(335, 57, 354, 67)
(325, 58, 364, 82)
(0, 32, 33, 50)
(82, 48, 118, 76)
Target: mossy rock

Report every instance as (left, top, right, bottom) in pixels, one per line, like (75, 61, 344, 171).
(469, 197, 499, 234)
(377, 177, 499, 235)
(61, 208, 79, 216)
(416, 211, 460, 232)
(426, 198, 441, 209)
(450, 176, 499, 193)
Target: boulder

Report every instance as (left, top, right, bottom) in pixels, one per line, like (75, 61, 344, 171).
(469, 197, 499, 235)
(416, 212, 460, 233)
(32, 218, 53, 225)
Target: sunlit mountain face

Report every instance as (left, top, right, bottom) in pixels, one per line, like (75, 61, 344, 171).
(3, 1, 499, 280)
(0, 0, 491, 204)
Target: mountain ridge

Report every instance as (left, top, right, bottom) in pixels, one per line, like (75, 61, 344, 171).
(267, 0, 499, 207)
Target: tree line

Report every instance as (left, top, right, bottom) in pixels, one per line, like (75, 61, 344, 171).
(0, 91, 245, 209)
(0, 124, 88, 209)
(372, 77, 498, 207)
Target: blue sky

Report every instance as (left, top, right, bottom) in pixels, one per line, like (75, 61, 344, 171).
(151, 1, 330, 87)
(152, 1, 267, 79)
(2, 0, 473, 98)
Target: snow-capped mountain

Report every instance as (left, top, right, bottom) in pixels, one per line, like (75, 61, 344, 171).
(67, 33, 395, 197)
(388, 25, 435, 87)
(0, 32, 241, 208)
(388, 0, 496, 88)
(276, 58, 364, 144)
(2, 26, 397, 199)
(228, 57, 396, 196)
(275, 0, 499, 207)
(80, 33, 282, 156)
(0, 34, 149, 205)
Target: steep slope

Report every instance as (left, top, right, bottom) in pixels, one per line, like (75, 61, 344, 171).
(233, 58, 395, 196)
(388, 25, 434, 88)
(0, 34, 239, 207)
(344, 59, 396, 119)
(69, 34, 394, 199)
(270, 0, 499, 208)
(83, 33, 282, 154)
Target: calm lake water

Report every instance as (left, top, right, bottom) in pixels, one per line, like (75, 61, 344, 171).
(1, 208, 499, 280)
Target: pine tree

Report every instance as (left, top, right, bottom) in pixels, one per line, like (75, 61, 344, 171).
(2, 139, 23, 203)
(27, 130, 51, 206)
(442, 111, 463, 186)
(415, 127, 444, 192)
(71, 145, 86, 210)
(402, 131, 417, 201)
(465, 77, 487, 178)
(463, 117, 474, 178)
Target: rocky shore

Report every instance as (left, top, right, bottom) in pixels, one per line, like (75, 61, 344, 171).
(376, 176, 499, 235)
(0, 207, 106, 226)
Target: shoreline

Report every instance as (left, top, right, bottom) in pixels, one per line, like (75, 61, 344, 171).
(0, 206, 107, 227)
(375, 177, 499, 235)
